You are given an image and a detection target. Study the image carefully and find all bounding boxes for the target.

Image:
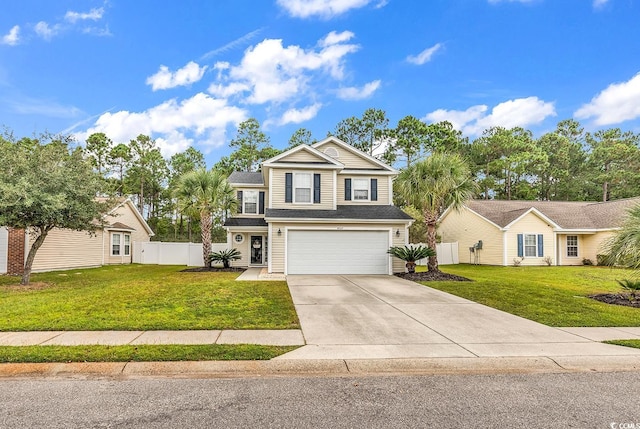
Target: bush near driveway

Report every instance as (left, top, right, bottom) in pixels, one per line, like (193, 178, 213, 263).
(0, 265, 299, 331)
(419, 265, 640, 327)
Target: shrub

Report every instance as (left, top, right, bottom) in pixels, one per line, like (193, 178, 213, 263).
(513, 258, 522, 267)
(543, 256, 553, 266)
(582, 258, 594, 266)
(209, 249, 242, 269)
(388, 245, 435, 273)
(616, 279, 640, 299)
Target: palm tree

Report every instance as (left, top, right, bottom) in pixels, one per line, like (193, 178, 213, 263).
(602, 203, 640, 269)
(395, 153, 477, 272)
(174, 169, 236, 266)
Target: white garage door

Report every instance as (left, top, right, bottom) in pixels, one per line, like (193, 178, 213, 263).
(287, 230, 389, 275)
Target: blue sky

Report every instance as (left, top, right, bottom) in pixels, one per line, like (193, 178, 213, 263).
(2, 0, 640, 167)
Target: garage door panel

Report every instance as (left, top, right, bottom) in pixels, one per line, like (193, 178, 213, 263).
(287, 230, 389, 275)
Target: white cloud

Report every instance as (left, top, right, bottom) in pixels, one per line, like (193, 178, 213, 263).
(1, 25, 20, 46)
(65, 7, 105, 23)
(82, 25, 112, 37)
(34, 21, 60, 40)
(7, 95, 82, 118)
(574, 73, 640, 126)
(211, 32, 360, 105)
(277, 103, 323, 126)
(337, 79, 381, 100)
(77, 93, 248, 157)
(406, 43, 443, 65)
(487, 0, 535, 3)
(593, 0, 610, 8)
(277, 0, 378, 19)
(201, 28, 264, 60)
(424, 97, 556, 135)
(146, 61, 208, 91)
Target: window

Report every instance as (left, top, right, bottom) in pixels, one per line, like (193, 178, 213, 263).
(234, 234, 244, 244)
(524, 234, 537, 257)
(294, 173, 312, 203)
(567, 235, 578, 257)
(111, 233, 131, 256)
(243, 191, 258, 214)
(353, 178, 369, 201)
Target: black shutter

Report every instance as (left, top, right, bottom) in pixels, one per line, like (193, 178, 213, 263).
(237, 191, 243, 214)
(259, 191, 265, 214)
(285, 173, 292, 203)
(517, 234, 523, 258)
(313, 174, 321, 204)
(345, 178, 351, 201)
(371, 178, 378, 201)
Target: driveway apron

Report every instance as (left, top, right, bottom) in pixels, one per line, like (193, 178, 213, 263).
(277, 275, 640, 360)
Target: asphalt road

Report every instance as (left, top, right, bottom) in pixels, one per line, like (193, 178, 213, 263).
(1, 372, 639, 428)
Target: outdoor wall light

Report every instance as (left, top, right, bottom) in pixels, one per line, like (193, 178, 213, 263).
(277, 228, 282, 236)
(396, 229, 400, 237)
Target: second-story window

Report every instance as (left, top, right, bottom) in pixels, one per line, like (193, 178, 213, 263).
(294, 173, 312, 203)
(244, 190, 258, 214)
(353, 178, 369, 200)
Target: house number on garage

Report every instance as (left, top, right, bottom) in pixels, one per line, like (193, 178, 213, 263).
(337, 227, 343, 230)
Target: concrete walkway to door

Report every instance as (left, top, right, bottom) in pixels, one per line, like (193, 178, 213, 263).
(277, 275, 640, 360)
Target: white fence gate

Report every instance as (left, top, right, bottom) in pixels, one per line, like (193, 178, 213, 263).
(133, 242, 229, 266)
(414, 242, 459, 266)
(0, 227, 8, 274)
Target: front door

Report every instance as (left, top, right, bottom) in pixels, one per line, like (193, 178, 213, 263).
(250, 235, 264, 265)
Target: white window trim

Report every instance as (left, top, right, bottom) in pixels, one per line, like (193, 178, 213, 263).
(566, 235, 579, 258)
(234, 233, 245, 244)
(523, 233, 538, 258)
(243, 190, 259, 215)
(111, 232, 131, 257)
(351, 178, 370, 202)
(293, 172, 313, 204)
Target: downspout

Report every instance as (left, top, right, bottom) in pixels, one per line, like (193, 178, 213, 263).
(502, 229, 508, 266)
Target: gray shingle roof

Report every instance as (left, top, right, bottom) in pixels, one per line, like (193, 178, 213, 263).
(224, 218, 268, 227)
(465, 197, 640, 229)
(265, 205, 413, 221)
(227, 172, 264, 185)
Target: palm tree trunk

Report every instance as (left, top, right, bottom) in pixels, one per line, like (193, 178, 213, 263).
(425, 221, 439, 272)
(200, 209, 212, 267)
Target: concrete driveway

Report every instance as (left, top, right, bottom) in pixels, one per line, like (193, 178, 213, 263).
(277, 275, 640, 360)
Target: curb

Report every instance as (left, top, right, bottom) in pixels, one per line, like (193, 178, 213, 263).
(2, 356, 640, 379)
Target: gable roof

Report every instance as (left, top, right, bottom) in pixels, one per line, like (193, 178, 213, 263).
(262, 143, 343, 168)
(464, 197, 640, 230)
(312, 136, 397, 173)
(228, 171, 264, 185)
(106, 198, 155, 236)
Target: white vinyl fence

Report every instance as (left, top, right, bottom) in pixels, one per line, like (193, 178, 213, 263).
(414, 242, 459, 266)
(133, 242, 229, 266)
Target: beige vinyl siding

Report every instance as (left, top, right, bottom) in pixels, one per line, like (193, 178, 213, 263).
(337, 174, 391, 205)
(270, 169, 334, 210)
(314, 142, 381, 169)
(31, 228, 103, 272)
(230, 232, 250, 267)
(279, 150, 329, 163)
(582, 231, 613, 265)
(438, 208, 503, 265)
(269, 222, 407, 273)
(557, 234, 583, 265)
(236, 187, 269, 218)
(103, 204, 152, 264)
(506, 212, 554, 266)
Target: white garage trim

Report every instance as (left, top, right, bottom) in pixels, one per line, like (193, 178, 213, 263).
(0, 227, 8, 274)
(285, 227, 393, 275)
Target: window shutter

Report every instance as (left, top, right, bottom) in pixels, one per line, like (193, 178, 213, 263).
(285, 173, 292, 203)
(537, 234, 544, 257)
(237, 191, 243, 214)
(371, 178, 378, 201)
(313, 174, 321, 204)
(259, 191, 265, 214)
(345, 178, 352, 201)
(517, 234, 523, 258)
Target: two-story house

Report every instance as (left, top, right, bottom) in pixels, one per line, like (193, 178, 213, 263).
(224, 137, 414, 275)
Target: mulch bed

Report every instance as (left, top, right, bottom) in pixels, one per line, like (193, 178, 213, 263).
(589, 293, 640, 308)
(395, 271, 472, 282)
(180, 267, 246, 273)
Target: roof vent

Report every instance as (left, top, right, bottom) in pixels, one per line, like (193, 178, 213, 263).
(324, 147, 339, 158)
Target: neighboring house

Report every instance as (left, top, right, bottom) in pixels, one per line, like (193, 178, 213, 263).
(224, 137, 414, 275)
(1, 198, 154, 275)
(438, 198, 640, 266)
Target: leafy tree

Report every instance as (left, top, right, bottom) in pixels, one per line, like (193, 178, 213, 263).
(85, 132, 113, 174)
(535, 131, 586, 201)
(288, 127, 315, 148)
(125, 134, 168, 216)
(602, 204, 640, 269)
(228, 118, 272, 172)
(168, 147, 206, 239)
(383, 115, 430, 167)
(395, 153, 477, 272)
(108, 143, 131, 196)
(173, 169, 236, 266)
(0, 133, 109, 285)
(334, 108, 390, 155)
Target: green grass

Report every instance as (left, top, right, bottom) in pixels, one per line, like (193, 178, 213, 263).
(605, 340, 640, 349)
(418, 264, 640, 327)
(0, 265, 298, 331)
(0, 344, 298, 363)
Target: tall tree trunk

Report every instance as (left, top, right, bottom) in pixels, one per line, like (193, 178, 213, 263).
(21, 227, 51, 285)
(425, 219, 439, 272)
(200, 209, 212, 267)
(602, 181, 609, 202)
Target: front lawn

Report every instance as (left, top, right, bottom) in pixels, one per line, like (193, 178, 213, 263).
(420, 265, 640, 327)
(0, 265, 299, 331)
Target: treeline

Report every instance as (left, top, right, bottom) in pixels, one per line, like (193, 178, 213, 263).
(73, 110, 640, 240)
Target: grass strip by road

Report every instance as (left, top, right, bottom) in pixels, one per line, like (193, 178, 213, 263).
(0, 265, 298, 331)
(605, 340, 640, 350)
(419, 265, 640, 327)
(0, 344, 299, 363)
